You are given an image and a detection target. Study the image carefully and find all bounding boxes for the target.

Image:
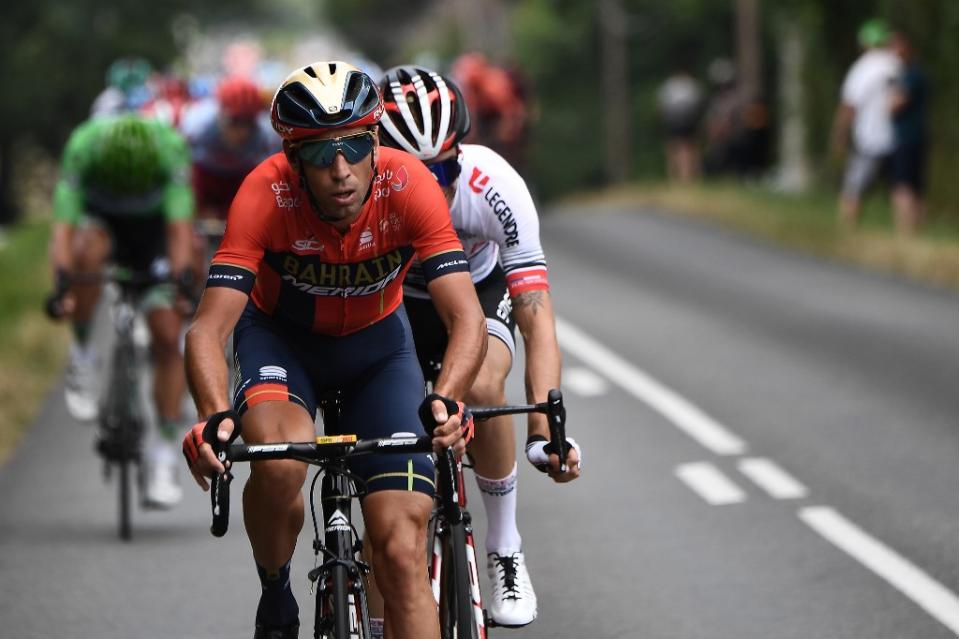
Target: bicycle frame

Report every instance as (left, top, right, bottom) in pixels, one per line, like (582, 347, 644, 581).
(97, 282, 149, 541)
(205, 390, 567, 639)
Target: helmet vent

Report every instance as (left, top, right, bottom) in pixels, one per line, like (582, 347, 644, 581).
(304, 65, 318, 79)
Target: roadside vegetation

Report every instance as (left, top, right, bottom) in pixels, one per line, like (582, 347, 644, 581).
(569, 181, 959, 293)
(0, 221, 69, 463)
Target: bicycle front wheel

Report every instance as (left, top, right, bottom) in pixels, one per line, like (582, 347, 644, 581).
(439, 521, 483, 639)
(118, 459, 132, 541)
(317, 564, 372, 639)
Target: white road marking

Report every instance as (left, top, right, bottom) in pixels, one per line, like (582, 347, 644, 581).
(800, 506, 959, 636)
(738, 457, 808, 499)
(675, 462, 747, 505)
(563, 366, 609, 397)
(556, 317, 747, 455)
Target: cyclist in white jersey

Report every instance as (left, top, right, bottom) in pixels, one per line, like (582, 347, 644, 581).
(378, 65, 581, 629)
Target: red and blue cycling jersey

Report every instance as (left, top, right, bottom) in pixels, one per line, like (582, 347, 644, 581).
(207, 146, 469, 335)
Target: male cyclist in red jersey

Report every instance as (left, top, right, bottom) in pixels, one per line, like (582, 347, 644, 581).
(379, 66, 581, 629)
(181, 75, 279, 221)
(182, 61, 486, 639)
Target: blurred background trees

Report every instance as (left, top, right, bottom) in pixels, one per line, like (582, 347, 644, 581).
(3, 0, 957, 225)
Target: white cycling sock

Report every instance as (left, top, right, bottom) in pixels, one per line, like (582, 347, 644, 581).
(370, 617, 384, 639)
(475, 463, 522, 555)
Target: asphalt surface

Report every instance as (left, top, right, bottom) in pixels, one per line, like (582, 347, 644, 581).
(3, 202, 959, 638)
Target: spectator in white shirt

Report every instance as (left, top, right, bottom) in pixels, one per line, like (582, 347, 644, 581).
(831, 18, 902, 228)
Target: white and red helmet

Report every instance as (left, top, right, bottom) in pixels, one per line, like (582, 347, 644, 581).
(378, 65, 471, 161)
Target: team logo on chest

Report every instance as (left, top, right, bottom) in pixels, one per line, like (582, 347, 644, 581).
(358, 227, 374, 251)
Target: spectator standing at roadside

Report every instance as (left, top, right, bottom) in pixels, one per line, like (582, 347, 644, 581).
(831, 19, 901, 229)
(889, 30, 929, 234)
(657, 68, 703, 183)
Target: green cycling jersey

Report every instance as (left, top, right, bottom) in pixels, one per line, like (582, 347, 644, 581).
(53, 115, 194, 225)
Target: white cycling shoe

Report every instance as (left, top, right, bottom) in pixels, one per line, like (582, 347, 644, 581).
(64, 348, 99, 422)
(487, 551, 537, 627)
(142, 442, 183, 509)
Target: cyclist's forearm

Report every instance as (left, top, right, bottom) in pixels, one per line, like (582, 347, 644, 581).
(167, 221, 194, 275)
(185, 324, 232, 418)
(514, 291, 562, 437)
(49, 222, 75, 274)
(434, 313, 487, 399)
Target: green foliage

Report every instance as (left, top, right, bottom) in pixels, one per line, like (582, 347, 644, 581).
(0, 0, 265, 153)
(512, 0, 736, 200)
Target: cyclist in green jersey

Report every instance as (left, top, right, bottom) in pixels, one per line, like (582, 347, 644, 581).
(48, 114, 195, 508)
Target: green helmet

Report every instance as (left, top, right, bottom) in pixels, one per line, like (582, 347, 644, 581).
(107, 57, 152, 94)
(85, 115, 168, 196)
(858, 18, 890, 48)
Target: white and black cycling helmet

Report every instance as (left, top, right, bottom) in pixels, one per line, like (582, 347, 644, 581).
(378, 66, 471, 161)
(271, 60, 384, 142)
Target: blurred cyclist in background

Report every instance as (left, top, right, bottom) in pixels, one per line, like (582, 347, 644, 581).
(141, 73, 194, 129)
(181, 75, 279, 222)
(379, 65, 581, 630)
(90, 57, 154, 118)
(451, 53, 528, 165)
(47, 114, 195, 508)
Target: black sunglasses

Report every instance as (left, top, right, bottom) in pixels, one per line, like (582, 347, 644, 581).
(298, 131, 376, 168)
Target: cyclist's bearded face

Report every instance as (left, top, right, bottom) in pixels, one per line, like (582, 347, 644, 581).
(298, 127, 378, 224)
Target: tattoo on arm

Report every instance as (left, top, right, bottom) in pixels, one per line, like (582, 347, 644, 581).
(514, 290, 546, 316)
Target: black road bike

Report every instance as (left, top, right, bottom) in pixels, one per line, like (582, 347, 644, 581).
(204, 390, 567, 639)
(50, 267, 193, 540)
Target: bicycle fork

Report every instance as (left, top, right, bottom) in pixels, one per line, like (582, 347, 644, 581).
(430, 453, 487, 638)
(310, 470, 371, 639)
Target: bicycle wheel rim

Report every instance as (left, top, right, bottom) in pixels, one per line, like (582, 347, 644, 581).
(118, 459, 132, 541)
(440, 522, 482, 639)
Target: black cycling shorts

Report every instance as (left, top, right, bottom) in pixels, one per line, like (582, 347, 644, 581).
(231, 302, 434, 496)
(404, 264, 516, 383)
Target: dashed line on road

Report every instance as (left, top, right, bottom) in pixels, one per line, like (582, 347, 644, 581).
(800, 506, 959, 636)
(737, 457, 808, 500)
(562, 366, 609, 397)
(556, 317, 747, 455)
(675, 462, 747, 505)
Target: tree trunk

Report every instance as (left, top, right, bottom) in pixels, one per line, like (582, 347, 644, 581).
(0, 138, 20, 226)
(736, 0, 762, 101)
(775, 15, 810, 193)
(599, 0, 631, 185)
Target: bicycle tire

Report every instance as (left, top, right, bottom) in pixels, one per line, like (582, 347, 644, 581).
(118, 459, 132, 541)
(440, 521, 482, 639)
(332, 564, 350, 639)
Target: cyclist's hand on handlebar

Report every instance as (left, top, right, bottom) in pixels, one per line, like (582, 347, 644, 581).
(182, 414, 236, 491)
(526, 435, 582, 483)
(44, 270, 75, 320)
(419, 393, 473, 457)
(44, 290, 76, 320)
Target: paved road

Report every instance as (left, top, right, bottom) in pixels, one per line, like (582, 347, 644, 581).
(3, 203, 959, 638)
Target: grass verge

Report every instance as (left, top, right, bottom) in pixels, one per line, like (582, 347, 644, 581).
(0, 221, 69, 465)
(564, 181, 959, 292)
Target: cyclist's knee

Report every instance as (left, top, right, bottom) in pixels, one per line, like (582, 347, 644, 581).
(364, 493, 430, 593)
(249, 459, 307, 502)
(465, 339, 510, 405)
(148, 315, 182, 358)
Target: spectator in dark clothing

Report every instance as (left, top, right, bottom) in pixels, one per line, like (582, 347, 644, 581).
(657, 69, 704, 183)
(889, 30, 929, 234)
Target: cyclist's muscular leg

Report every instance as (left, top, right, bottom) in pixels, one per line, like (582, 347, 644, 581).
(465, 338, 515, 478)
(146, 307, 186, 424)
(242, 401, 315, 569)
(70, 226, 111, 327)
(363, 491, 438, 639)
